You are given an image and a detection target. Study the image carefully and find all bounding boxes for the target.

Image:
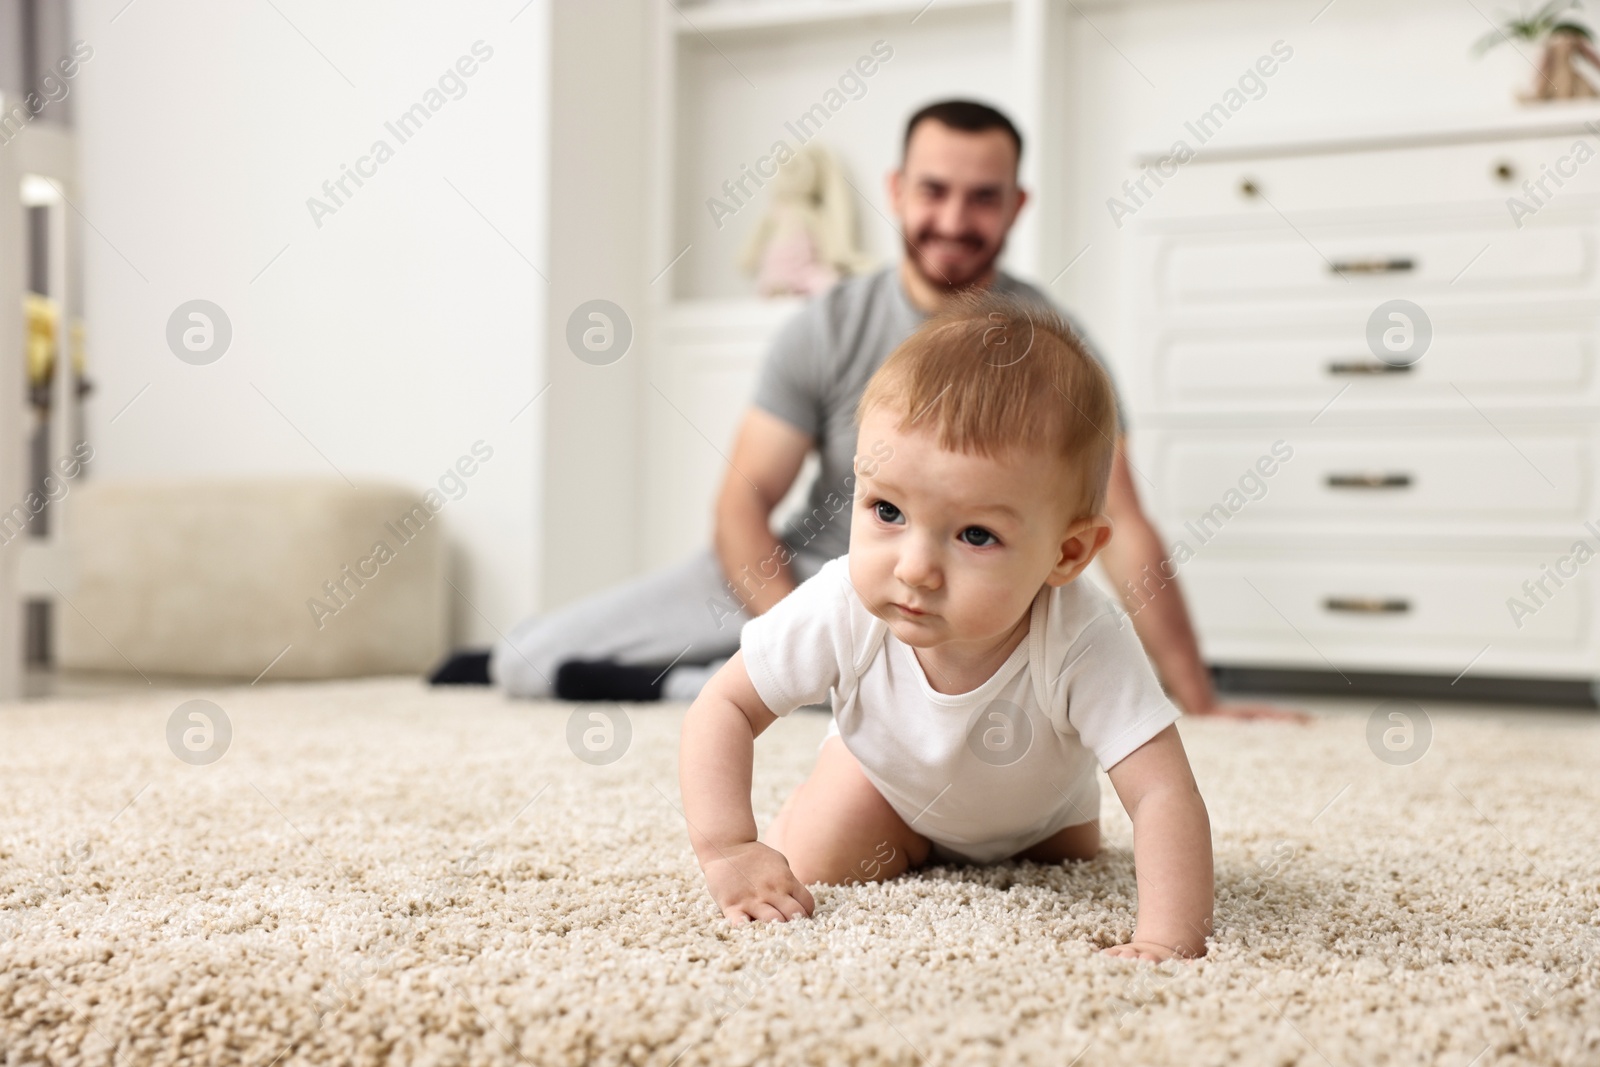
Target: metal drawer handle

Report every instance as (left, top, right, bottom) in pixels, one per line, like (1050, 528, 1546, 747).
(1327, 360, 1415, 376)
(1325, 472, 1412, 488)
(1324, 597, 1411, 614)
(1330, 257, 1415, 275)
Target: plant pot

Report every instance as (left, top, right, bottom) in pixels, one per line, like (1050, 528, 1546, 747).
(1520, 30, 1600, 102)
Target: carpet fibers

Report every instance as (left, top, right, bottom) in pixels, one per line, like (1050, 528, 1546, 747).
(2, 680, 1597, 1066)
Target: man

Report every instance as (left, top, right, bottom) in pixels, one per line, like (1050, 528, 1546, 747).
(470, 100, 1298, 721)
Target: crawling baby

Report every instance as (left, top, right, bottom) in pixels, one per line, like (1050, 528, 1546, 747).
(678, 290, 1213, 961)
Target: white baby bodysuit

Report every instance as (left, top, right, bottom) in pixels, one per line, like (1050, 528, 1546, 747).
(739, 554, 1182, 863)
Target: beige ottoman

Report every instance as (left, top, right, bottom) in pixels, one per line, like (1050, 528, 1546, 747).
(57, 479, 448, 681)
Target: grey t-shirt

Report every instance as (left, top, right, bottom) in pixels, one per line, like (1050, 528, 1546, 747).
(752, 265, 1127, 562)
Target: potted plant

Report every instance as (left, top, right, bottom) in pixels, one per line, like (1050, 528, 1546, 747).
(1475, 0, 1600, 101)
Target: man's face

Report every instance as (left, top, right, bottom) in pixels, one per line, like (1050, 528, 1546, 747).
(889, 121, 1027, 292)
(847, 405, 1093, 655)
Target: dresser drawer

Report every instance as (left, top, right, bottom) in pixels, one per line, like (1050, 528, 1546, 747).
(1151, 218, 1599, 309)
(1145, 428, 1594, 530)
(1151, 316, 1600, 412)
(1177, 548, 1596, 675)
(1134, 131, 1600, 219)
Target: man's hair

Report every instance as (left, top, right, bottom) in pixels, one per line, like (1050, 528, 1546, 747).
(902, 100, 1023, 172)
(856, 289, 1118, 521)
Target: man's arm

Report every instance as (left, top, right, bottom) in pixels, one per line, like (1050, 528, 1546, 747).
(1099, 436, 1309, 722)
(713, 407, 814, 617)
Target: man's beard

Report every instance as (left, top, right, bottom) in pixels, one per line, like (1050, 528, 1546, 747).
(901, 229, 1006, 292)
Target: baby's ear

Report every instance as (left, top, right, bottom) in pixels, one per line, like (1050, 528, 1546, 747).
(1049, 513, 1114, 585)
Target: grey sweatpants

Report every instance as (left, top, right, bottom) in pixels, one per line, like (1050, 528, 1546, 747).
(490, 544, 833, 702)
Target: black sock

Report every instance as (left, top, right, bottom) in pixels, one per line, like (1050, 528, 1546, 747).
(428, 650, 491, 686)
(555, 659, 666, 702)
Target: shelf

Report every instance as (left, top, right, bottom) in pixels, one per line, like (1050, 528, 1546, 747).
(1133, 100, 1600, 166)
(659, 295, 807, 332)
(650, 299, 809, 385)
(670, 0, 1011, 39)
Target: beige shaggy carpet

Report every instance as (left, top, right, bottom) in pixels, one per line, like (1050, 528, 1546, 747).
(2, 679, 1597, 1066)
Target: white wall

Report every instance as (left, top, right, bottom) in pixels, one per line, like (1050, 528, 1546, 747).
(70, 0, 551, 646)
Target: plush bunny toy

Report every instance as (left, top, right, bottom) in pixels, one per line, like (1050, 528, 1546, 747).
(739, 142, 876, 297)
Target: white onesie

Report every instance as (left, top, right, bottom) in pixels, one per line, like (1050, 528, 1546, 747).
(739, 554, 1182, 864)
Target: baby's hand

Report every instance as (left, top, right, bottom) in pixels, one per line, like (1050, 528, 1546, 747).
(1100, 941, 1203, 963)
(701, 841, 815, 924)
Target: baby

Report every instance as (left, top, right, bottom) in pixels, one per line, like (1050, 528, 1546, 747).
(678, 290, 1213, 961)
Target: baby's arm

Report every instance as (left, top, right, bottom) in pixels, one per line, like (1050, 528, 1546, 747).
(1102, 724, 1214, 961)
(678, 650, 816, 924)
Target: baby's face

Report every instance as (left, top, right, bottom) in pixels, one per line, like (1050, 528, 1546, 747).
(847, 405, 1104, 652)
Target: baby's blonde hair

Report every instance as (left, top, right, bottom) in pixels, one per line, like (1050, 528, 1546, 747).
(856, 289, 1119, 521)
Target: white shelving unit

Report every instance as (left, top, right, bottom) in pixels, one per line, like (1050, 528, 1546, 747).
(651, 0, 1068, 304)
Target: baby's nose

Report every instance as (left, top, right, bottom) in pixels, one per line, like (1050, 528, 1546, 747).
(894, 549, 940, 589)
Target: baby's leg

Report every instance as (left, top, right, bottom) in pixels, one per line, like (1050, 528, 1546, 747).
(765, 736, 931, 885)
(1012, 819, 1101, 864)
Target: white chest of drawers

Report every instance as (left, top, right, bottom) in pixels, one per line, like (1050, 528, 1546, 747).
(1120, 110, 1600, 700)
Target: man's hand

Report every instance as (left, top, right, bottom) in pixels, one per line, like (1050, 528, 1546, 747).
(1186, 698, 1312, 724)
(1100, 940, 1203, 963)
(701, 841, 816, 924)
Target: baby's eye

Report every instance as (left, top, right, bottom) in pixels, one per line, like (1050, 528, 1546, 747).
(960, 526, 999, 548)
(873, 500, 904, 525)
